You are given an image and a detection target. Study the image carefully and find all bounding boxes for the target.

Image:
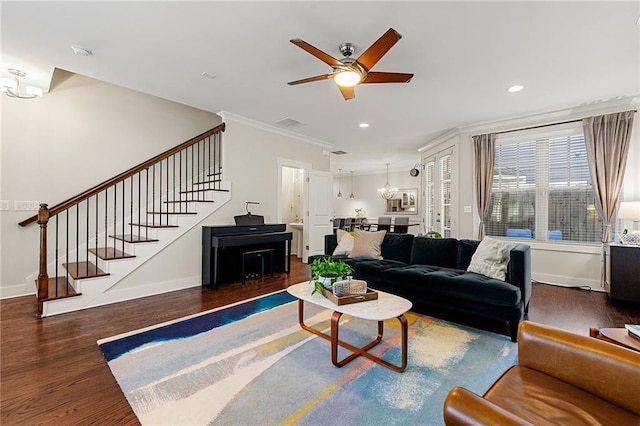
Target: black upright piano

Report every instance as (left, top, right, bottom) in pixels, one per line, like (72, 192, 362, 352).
(202, 223, 292, 288)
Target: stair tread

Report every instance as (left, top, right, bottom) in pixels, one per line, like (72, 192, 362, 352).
(62, 261, 110, 280)
(164, 200, 214, 204)
(88, 247, 135, 260)
(129, 223, 179, 229)
(110, 234, 159, 243)
(180, 188, 229, 193)
(147, 211, 197, 215)
(41, 277, 80, 301)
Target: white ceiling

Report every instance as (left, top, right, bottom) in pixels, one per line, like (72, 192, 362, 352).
(2, 1, 639, 174)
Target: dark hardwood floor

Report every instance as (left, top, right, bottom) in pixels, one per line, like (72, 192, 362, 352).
(1, 256, 639, 425)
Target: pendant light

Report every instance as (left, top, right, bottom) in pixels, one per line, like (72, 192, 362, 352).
(337, 169, 343, 198)
(378, 163, 397, 200)
(349, 171, 355, 199)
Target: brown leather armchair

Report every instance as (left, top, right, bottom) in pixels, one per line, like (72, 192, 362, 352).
(443, 321, 640, 425)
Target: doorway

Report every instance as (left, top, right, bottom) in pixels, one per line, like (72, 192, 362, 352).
(281, 166, 305, 259)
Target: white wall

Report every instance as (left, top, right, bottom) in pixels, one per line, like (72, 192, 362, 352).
(333, 169, 423, 233)
(0, 70, 222, 298)
(419, 101, 640, 289)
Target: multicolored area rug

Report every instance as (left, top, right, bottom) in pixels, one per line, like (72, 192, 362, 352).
(98, 290, 517, 425)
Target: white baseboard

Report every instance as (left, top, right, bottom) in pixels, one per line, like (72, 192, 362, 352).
(88, 276, 202, 310)
(533, 273, 604, 291)
(0, 282, 35, 299)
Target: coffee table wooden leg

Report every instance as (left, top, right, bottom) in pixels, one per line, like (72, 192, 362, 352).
(297, 300, 408, 372)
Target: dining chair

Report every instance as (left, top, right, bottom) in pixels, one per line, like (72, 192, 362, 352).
(343, 217, 354, 232)
(359, 218, 371, 231)
(393, 216, 410, 233)
(377, 216, 392, 232)
(333, 218, 343, 234)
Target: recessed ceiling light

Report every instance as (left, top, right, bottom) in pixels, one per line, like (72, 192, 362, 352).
(71, 45, 92, 56)
(508, 85, 524, 93)
(359, 123, 369, 128)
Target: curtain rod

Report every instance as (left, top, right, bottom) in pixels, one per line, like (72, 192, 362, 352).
(475, 109, 638, 137)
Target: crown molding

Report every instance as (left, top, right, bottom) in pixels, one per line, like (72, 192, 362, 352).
(418, 95, 639, 151)
(218, 111, 333, 149)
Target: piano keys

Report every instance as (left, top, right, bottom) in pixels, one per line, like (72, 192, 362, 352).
(202, 224, 293, 288)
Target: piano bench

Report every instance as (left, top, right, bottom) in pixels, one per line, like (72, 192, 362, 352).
(242, 248, 274, 284)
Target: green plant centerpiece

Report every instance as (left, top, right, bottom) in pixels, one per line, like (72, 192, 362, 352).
(309, 257, 354, 296)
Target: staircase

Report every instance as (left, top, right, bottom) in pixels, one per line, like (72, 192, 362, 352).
(19, 124, 227, 317)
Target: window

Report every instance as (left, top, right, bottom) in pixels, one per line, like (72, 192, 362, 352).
(485, 126, 611, 243)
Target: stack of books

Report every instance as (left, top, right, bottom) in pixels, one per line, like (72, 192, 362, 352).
(625, 324, 640, 340)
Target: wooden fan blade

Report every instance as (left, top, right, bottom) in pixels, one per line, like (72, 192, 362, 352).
(288, 74, 335, 85)
(356, 28, 402, 71)
(290, 39, 342, 67)
(362, 72, 414, 84)
(338, 85, 355, 100)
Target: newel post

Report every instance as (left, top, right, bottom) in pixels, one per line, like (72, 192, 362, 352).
(36, 203, 50, 318)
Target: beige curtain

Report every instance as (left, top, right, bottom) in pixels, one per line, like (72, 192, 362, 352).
(583, 111, 635, 244)
(473, 133, 496, 239)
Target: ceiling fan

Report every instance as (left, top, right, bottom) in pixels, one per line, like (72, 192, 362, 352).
(288, 28, 414, 100)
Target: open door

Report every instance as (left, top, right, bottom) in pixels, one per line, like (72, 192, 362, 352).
(303, 170, 332, 262)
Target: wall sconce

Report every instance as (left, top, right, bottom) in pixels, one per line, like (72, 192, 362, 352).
(1, 69, 43, 99)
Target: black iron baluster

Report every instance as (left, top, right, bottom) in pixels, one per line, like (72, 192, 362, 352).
(76, 204, 79, 278)
(95, 194, 99, 269)
(145, 168, 149, 239)
(105, 188, 108, 257)
(159, 161, 163, 226)
(86, 198, 89, 277)
(66, 210, 70, 291)
(137, 171, 141, 234)
(130, 176, 134, 240)
(122, 179, 125, 252)
(55, 214, 59, 297)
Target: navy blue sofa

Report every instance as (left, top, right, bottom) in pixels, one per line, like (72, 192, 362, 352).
(314, 233, 531, 341)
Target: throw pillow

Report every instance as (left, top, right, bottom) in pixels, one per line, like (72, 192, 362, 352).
(332, 229, 354, 256)
(467, 237, 514, 280)
(348, 229, 386, 260)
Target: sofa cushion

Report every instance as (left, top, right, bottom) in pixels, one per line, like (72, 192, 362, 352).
(410, 237, 459, 268)
(345, 258, 407, 288)
(385, 265, 521, 307)
(381, 233, 415, 263)
(349, 229, 386, 260)
(457, 239, 480, 270)
(332, 229, 354, 256)
(467, 237, 514, 280)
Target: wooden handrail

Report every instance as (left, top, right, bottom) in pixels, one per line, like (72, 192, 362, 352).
(19, 123, 225, 227)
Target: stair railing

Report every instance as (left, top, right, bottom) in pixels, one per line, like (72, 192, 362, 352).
(19, 123, 225, 317)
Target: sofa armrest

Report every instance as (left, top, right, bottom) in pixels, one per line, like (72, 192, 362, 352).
(507, 244, 531, 307)
(324, 234, 338, 255)
(518, 321, 640, 416)
(443, 387, 533, 426)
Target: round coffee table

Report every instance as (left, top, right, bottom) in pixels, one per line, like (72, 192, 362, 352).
(287, 281, 412, 372)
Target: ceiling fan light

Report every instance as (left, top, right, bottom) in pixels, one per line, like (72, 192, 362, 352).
(334, 70, 361, 87)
